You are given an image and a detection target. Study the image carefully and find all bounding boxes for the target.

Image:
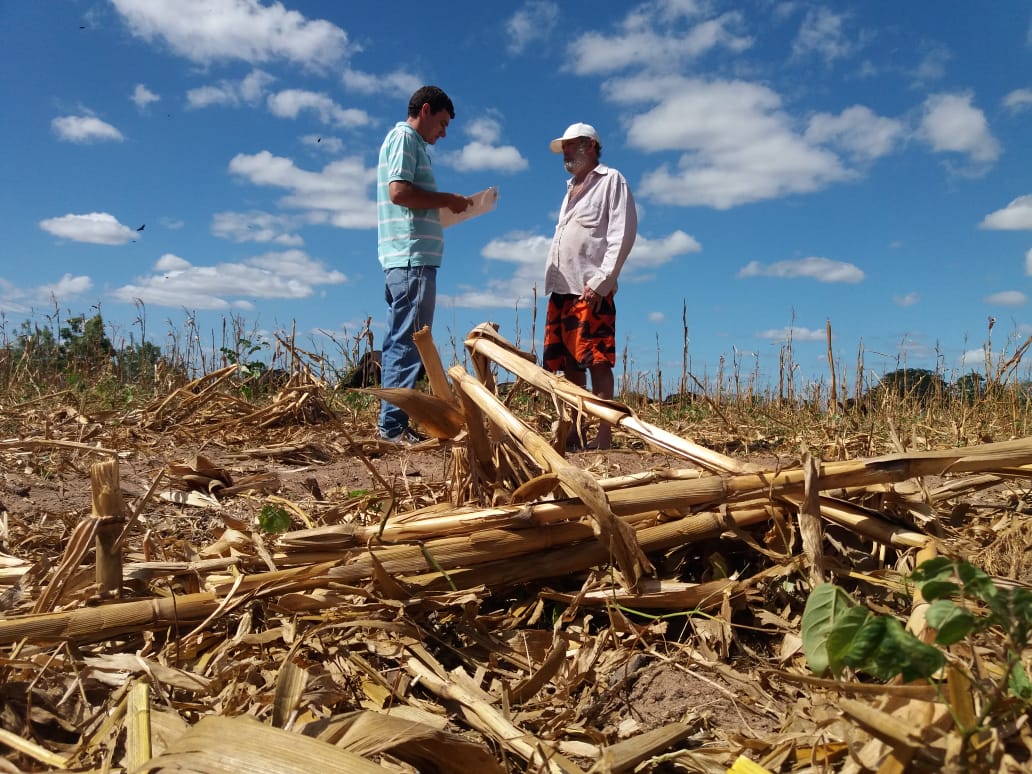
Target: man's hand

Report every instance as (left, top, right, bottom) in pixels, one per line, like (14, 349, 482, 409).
(446, 193, 473, 214)
(581, 285, 603, 312)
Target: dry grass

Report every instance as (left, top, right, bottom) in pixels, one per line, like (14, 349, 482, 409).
(2, 316, 1032, 772)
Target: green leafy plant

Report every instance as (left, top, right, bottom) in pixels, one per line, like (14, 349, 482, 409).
(803, 557, 1032, 766)
(258, 503, 292, 534)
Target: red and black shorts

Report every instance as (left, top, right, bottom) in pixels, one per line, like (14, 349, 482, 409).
(542, 292, 616, 372)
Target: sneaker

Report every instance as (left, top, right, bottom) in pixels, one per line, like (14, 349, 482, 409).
(379, 428, 427, 446)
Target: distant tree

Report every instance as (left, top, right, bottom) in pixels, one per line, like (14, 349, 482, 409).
(874, 368, 947, 404)
(953, 371, 986, 404)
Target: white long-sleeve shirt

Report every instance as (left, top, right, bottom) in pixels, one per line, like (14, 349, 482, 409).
(545, 163, 637, 297)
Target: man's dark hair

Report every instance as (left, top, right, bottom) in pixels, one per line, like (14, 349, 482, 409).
(408, 86, 455, 119)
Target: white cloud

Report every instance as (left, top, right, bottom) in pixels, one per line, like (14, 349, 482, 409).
(631, 230, 702, 268)
(566, 7, 750, 75)
(186, 69, 275, 109)
(918, 92, 1000, 166)
(980, 195, 1032, 230)
(757, 326, 827, 342)
(1003, 88, 1032, 112)
(444, 114, 528, 173)
(0, 274, 93, 314)
(893, 292, 920, 307)
(112, 249, 346, 309)
(211, 210, 304, 245)
(39, 212, 136, 245)
(1027, 248, 1032, 276)
(131, 84, 160, 110)
(985, 290, 1027, 306)
(228, 150, 376, 228)
(110, 0, 351, 69)
(912, 46, 950, 84)
(506, 1, 559, 54)
(648, 311, 665, 323)
(266, 89, 370, 128)
(738, 256, 865, 283)
(805, 105, 904, 161)
(52, 115, 123, 143)
(443, 232, 550, 308)
(447, 143, 528, 173)
(341, 67, 421, 98)
(792, 7, 855, 63)
(39, 273, 94, 298)
(301, 134, 343, 154)
(617, 76, 851, 209)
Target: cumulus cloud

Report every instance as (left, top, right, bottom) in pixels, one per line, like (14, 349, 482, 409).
(228, 150, 376, 228)
(648, 311, 665, 323)
(444, 115, 528, 173)
(266, 89, 370, 128)
(443, 233, 548, 308)
(757, 326, 827, 342)
(131, 83, 160, 110)
(39, 212, 136, 245)
(805, 105, 904, 161)
(341, 67, 421, 97)
(1003, 88, 1032, 112)
(738, 256, 865, 283)
(893, 292, 920, 307)
(112, 249, 346, 309)
(110, 0, 351, 69)
(616, 76, 851, 209)
(566, 6, 751, 74)
(918, 92, 1000, 167)
(186, 69, 275, 109)
(211, 210, 304, 245)
(792, 7, 856, 63)
(1027, 248, 1032, 276)
(506, 1, 559, 54)
(301, 134, 343, 154)
(0, 273, 93, 314)
(980, 195, 1032, 230)
(985, 290, 1027, 306)
(52, 115, 123, 143)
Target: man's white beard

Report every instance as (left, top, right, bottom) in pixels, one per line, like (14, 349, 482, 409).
(564, 147, 591, 175)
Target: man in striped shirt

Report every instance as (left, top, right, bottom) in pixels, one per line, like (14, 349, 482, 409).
(376, 86, 472, 443)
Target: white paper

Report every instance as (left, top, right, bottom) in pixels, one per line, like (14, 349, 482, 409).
(439, 186, 498, 228)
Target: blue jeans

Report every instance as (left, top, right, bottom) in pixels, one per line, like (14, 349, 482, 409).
(378, 265, 437, 437)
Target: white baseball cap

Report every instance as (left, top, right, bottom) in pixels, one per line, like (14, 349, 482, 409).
(549, 122, 601, 153)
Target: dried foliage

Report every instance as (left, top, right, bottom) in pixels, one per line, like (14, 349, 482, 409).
(2, 324, 1032, 772)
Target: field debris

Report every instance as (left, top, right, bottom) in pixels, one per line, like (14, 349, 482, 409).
(2, 324, 1032, 772)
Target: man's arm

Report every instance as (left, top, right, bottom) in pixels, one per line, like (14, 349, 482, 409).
(390, 181, 471, 213)
(584, 174, 638, 300)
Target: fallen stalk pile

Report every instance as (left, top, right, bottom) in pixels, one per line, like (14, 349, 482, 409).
(2, 324, 1032, 772)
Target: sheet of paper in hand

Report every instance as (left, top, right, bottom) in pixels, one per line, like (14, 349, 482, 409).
(439, 186, 498, 228)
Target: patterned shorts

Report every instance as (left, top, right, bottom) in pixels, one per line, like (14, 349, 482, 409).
(542, 292, 617, 372)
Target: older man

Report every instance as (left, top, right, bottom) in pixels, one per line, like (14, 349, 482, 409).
(543, 122, 638, 450)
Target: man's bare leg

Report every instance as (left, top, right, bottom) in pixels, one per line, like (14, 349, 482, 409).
(588, 363, 614, 449)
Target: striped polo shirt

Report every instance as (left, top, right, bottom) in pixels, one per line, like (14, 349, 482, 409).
(376, 122, 443, 269)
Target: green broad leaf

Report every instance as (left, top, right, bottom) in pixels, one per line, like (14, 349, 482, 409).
(1008, 660, 1032, 700)
(925, 600, 975, 645)
(878, 617, 945, 683)
(802, 583, 856, 676)
(910, 556, 954, 584)
(918, 579, 961, 602)
(258, 503, 292, 534)
(827, 608, 881, 673)
(957, 561, 997, 602)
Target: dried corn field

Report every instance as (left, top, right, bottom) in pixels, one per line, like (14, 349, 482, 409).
(3, 324, 1032, 773)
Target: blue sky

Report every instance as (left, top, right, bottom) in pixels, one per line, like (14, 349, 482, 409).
(3, 1, 1032, 392)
